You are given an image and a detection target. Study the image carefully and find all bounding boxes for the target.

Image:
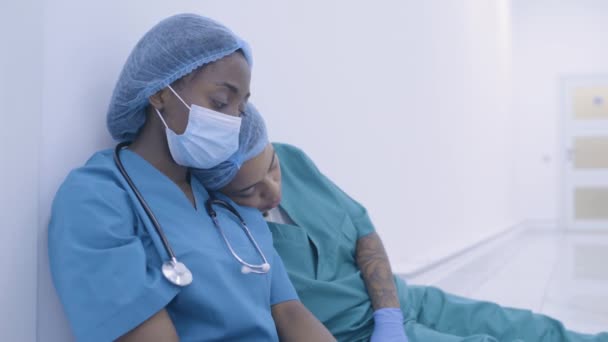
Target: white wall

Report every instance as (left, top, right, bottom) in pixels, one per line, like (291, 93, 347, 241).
(230, 0, 517, 271)
(254, 0, 516, 272)
(0, 1, 42, 341)
(511, 0, 608, 222)
(17, 1, 516, 340)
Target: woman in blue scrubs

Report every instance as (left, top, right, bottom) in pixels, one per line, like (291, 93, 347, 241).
(48, 14, 335, 342)
(197, 110, 608, 342)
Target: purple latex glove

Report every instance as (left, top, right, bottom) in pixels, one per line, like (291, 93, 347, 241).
(370, 308, 409, 342)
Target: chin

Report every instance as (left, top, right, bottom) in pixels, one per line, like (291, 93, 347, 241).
(259, 205, 274, 214)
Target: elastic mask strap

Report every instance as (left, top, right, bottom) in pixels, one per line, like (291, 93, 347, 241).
(154, 108, 170, 129)
(167, 85, 191, 110)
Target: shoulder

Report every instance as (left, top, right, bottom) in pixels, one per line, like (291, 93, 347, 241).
(272, 143, 320, 175)
(50, 149, 136, 239)
(272, 143, 344, 201)
(54, 149, 125, 206)
(272, 142, 305, 158)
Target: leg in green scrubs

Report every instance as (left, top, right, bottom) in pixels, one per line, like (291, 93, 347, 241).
(404, 286, 605, 342)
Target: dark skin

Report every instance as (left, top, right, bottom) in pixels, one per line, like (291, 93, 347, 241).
(221, 144, 283, 212)
(129, 52, 252, 208)
(120, 52, 335, 342)
(356, 233, 401, 310)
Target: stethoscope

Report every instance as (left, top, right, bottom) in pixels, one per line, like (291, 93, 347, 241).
(113, 142, 270, 287)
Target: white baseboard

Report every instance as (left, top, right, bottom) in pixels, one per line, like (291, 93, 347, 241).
(396, 221, 527, 283)
(523, 218, 560, 231)
(395, 219, 562, 284)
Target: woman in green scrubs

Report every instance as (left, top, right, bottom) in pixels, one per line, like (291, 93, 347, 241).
(197, 110, 608, 342)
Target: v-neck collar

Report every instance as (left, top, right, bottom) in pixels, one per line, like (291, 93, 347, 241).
(121, 149, 208, 213)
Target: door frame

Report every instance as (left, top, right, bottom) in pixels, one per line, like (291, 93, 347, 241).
(559, 74, 608, 231)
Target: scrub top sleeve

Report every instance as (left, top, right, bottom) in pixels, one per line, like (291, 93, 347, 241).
(286, 144, 377, 239)
(269, 249, 299, 305)
(48, 179, 180, 342)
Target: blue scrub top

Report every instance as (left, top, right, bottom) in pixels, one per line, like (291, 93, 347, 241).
(48, 149, 298, 342)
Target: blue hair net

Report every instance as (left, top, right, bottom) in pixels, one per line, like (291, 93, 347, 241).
(107, 13, 252, 141)
(192, 103, 269, 191)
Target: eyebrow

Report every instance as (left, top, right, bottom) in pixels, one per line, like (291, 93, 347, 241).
(236, 151, 276, 193)
(216, 82, 251, 100)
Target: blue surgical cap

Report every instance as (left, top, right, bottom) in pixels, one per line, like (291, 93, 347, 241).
(107, 13, 252, 141)
(192, 103, 269, 191)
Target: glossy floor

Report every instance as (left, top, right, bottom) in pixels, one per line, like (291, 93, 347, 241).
(406, 229, 608, 334)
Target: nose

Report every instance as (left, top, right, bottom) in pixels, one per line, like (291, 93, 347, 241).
(261, 178, 281, 207)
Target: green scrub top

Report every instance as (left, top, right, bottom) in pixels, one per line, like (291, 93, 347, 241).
(268, 143, 409, 341)
(268, 143, 608, 342)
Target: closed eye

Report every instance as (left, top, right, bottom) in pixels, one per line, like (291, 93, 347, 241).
(235, 186, 256, 198)
(212, 99, 227, 110)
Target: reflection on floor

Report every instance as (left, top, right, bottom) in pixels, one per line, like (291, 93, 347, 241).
(403, 229, 608, 334)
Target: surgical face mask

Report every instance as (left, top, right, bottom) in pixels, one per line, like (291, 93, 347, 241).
(155, 85, 242, 169)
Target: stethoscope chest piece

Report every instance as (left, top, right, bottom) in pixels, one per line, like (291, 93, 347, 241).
(162, 259, 193, 287)
(114, 142, 269, 287)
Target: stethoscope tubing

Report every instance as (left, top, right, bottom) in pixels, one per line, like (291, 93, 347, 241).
(206, 198, 270, 273)
(114, 142, 178, 261)
(113, 142, 270, 280)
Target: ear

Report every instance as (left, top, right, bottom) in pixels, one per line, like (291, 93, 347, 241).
(148, 88, 168, 111)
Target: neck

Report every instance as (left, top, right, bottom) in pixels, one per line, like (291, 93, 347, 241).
(129, 113, 189, 185)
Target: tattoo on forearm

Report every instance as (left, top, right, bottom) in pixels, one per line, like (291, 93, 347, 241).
(356, 232, 400, 309)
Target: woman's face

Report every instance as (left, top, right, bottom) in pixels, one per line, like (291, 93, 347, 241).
(156, 52, 251, 134)
(220, 144, 282, 213)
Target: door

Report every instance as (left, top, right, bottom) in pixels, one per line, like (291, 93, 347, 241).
(562, 76, 608, 230)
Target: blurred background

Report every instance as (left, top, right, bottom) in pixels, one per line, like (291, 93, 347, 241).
(1, 0, 607, 340)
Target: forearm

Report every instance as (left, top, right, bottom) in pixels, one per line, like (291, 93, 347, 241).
(272, 300, 336, 342)
(356, 232, 400, 310)
(116, 309, 179, 342)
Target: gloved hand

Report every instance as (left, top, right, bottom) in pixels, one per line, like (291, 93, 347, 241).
(370, 308, 409, 342)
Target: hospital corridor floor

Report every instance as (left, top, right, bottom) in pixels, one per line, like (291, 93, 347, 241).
(403, 229, 608, 335)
